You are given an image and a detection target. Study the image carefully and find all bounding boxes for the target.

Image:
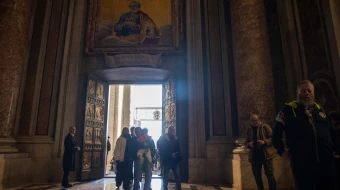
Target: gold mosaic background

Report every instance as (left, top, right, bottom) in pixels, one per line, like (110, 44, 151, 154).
(98, 0, 171, 35)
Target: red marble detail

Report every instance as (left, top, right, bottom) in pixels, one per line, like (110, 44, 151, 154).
(0, 0, 34, 137)
(230, 0, 276, 137)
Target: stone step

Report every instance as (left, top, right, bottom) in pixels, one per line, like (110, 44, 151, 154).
(0, 153, 29, 159)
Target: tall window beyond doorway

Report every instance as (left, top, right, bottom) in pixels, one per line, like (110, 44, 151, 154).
(105, 84, 163, 177)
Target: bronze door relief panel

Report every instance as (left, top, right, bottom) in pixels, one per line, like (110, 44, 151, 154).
(163, 78, 176, 133)
(81, 78, 107, 180)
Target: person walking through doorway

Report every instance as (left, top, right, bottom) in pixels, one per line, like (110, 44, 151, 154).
(159, 126, 182, 190)
(114, 127, 132, 190)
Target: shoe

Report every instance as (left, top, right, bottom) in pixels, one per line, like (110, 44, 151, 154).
(62, 183, 73, 187)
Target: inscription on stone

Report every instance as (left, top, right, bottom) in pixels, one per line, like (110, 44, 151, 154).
(106, 54, 162, 68)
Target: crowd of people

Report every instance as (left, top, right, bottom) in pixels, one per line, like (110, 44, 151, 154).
(110, 126, 181, 190)
(61, 80, 340, 190)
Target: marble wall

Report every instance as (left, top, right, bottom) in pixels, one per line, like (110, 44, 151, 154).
(0, 153, 31, 188)
(188, 141, 235, 184)
(0, 150, 67, 188)
(0, 0, 34, 138)
(226, 153, 295, 190)
(1, 0, 84, 188)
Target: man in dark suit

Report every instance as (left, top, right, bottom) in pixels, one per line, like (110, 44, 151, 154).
(62, 126, 80, 188)
(159, 126, 182, 190)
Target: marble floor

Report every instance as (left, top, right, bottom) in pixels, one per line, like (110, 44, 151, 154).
(6, 178, 237, 190)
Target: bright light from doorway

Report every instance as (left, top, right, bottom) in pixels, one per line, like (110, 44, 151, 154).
(130, 85, 163, 142)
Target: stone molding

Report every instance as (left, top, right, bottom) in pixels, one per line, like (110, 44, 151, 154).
(105, 54, 162, 68)
(0, 138, 18, 153)
(15, 136, 54, 144)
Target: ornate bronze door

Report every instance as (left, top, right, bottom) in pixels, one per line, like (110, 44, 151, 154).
(81, 78, 108, 180)
(163, 77, 176, 134)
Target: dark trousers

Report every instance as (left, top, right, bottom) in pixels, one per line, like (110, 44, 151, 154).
(163, 163, 181, 190)
(116, 161, 131, 189)
(133, 157, 152, 190)
(251, 158, 276, 190)
(336, 160, 340, 190)
(62, 170, 70, 185)
(290, 159, 338, 190)
(159, 158, 163, 175)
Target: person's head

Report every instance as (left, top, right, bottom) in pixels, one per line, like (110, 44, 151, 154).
(142, 128, 148, 135)
(135, 127, 142, 137)
(250, 114, 260, 127)
(297, 80, 315, 106)
(69, 126, 76, 135)
(130, 126, 135, 134)
(168, 126, 175, 136)
(129, 1, 141, 14)
(122, 127, 129, 135)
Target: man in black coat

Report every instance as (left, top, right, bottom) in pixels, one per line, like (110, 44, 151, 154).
(159, 126, 182, 190)
(62, 126, 80, 188)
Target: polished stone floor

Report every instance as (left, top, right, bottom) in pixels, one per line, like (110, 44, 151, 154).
(6, 178, 237, 190)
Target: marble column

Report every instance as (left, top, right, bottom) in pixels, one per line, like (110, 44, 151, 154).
(0, 0, 33, 149)
(121, 85, 131, 128)
(230, 0, 276, 137)
(106, 86, 117, 171)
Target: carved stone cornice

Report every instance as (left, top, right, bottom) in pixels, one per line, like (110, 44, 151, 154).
(15, 136, 54, 144)
(0, 138, 18, 153)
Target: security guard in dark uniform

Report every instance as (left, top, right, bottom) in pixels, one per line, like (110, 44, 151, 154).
(272, 80, 340, 190)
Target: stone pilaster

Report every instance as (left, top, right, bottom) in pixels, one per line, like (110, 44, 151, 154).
(0, 0, 34, 153)
(186, 0, 207, 183)
(186, 0, 206, 159)
(230, 0, 276, 137)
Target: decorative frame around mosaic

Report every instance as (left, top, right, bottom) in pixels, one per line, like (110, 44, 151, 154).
(85, 0, 183, 54)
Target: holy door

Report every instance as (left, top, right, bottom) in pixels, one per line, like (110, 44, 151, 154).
(163, 77, 176, 134)
(81, 78, 108, 180)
